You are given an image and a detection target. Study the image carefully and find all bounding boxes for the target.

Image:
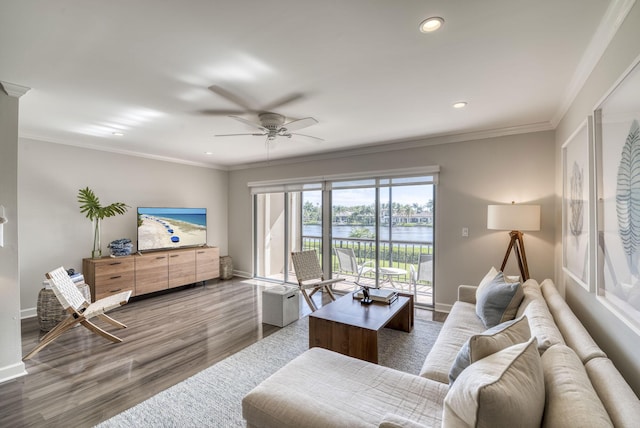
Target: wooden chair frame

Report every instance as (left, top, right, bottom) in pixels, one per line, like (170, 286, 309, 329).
(23, 266, 132, 361)
(291, 250, 344, 311)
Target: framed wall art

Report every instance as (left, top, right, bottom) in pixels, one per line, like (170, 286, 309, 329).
(562, 118, 591, 290)
(594, 56, 640, 333)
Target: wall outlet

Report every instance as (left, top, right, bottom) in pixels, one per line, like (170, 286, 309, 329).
(462, 227, 469, 238)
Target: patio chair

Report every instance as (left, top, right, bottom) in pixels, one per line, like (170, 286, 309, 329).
(291, 250, 344, 311)
(410, 254, 433, 300)
(23, 266, 132, 361)
(334, 247, 375, 285)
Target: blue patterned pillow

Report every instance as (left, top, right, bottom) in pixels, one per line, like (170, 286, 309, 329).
(475, 272, 524, 328)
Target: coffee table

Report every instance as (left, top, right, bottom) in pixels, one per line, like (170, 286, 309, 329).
(308, 292, 413, 363)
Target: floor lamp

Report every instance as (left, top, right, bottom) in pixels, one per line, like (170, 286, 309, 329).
(487, 203, 540, 281)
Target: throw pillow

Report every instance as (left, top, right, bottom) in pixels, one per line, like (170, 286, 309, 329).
(475, 267, 519, 301)
(443, 337, 545, 428)
(475, 266, 499, 300)
(476, 272, 524, 328)
(448, 315, 530, 384)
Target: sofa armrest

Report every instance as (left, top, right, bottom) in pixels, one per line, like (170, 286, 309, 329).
(458, 285, 477, 304)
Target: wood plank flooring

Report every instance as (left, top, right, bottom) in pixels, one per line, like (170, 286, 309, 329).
(0, 277, 440, 427)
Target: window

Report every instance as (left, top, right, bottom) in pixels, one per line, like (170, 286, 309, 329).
(250, 168, 438, 308)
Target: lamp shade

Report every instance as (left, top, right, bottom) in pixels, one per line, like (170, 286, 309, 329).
(487, 204, 540, 231)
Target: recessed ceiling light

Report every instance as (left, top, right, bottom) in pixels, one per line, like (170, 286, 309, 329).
(112, 131, 124, 136)
(453, 101, 467, 109)
(419, 17, 444, 33)
(204, 152, 213, 155)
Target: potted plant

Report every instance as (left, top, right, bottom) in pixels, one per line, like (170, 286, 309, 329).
(78, 187, 129, 258)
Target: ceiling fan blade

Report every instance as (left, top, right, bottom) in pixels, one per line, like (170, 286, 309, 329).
(261, 93, 305, 111)
(198, 108, 247, 115)
(229, 115, 268, 132)
(215, 133, 265, 137)
(207, 85, 254, 111)
(283, 117, 318, 132)
(291, 132, 324, 142)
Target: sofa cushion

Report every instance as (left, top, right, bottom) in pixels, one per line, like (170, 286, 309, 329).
(585, 357, 640, 428)
(243, 347, 448, 428)
(379, 413, 429, 428)
(540, 279, 606, 363)
(449, 315, 530, 384)
(443, 337, 545, 428)
(541, 345, 613, 428)
(521, 284, 565, 354)
(420, 301, 486, 383)
(515, 279, 541, 317)
(476, 272, 524, 328)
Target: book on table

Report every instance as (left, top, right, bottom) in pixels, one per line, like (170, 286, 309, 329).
(353, 288, 398, 303)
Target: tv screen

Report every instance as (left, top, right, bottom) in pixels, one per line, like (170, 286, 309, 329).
(137, 207, 207, 252)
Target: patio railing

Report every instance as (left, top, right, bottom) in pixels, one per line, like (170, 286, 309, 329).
(301, 235, 433, 306)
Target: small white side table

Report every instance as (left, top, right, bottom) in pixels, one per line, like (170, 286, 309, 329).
(262, 285, 300, 327)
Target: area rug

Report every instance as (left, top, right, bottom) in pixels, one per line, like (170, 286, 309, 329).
(97, 316, 442, 428)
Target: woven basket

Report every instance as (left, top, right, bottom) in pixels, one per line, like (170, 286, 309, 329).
(37, 283, 92, 332)
(220, 256, 233, 280)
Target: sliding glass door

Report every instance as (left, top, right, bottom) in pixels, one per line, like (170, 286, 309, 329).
(331, 181, 378, 292)
(253, 173, 436, 308)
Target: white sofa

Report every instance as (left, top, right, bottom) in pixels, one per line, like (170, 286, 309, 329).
(242, 278, 640, 427)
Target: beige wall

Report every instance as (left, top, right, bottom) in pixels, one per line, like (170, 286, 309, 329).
(0, 88, 26, 382)
(555, 3, 640, 395)
(228, 130, 556, 311)
(18, 139, 229, 315)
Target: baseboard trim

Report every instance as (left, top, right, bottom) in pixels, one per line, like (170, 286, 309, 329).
(233, 270, 252, 279)
(21, 307, 36, 319)
(0, 361, 27, 385)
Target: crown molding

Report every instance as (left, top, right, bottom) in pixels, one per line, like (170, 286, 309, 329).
(18, 133, 229, 171)
(552, 0, 636, 127)
(228, 121, 554, 171)
(0, 81, 31, 98)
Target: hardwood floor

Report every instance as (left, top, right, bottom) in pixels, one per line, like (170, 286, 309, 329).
(0, 277, 439, 427)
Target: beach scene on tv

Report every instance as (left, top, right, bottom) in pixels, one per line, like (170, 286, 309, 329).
(137, 207, 207, 251)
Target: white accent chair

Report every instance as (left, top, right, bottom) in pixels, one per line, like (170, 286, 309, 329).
(334, 247, 375, 285)
(410, 254, 433, 300)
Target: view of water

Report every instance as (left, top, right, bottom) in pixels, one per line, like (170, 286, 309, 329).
(303, 224, 433, 242)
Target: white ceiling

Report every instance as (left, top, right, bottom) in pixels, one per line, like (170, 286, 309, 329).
(0, 1, 619, 169)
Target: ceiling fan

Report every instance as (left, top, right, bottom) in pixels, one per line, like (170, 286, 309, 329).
(202, 85, 323, 143)
(215, 112, 323, 143)
(201, 85, 305, 116)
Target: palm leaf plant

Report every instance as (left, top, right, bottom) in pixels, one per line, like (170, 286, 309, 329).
(78, 187, 129, 258)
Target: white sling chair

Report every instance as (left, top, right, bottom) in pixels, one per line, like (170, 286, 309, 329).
(23, 266, 132, 361)
(334, 247, 375, 285)
(410, 254, 433, 300)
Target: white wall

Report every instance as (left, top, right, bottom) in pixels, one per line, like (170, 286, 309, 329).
(0, 88, 26, 383)
(18, 138, 229, 314)
(555, 2, 640, 395)
(228, 130, 556, 310)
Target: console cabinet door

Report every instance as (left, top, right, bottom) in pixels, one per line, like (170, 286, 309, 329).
(135, 252, 168, 295)
(196, 247, 220, 281)
(168, 249, 196, 288)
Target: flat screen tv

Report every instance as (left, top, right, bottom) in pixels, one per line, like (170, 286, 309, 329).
(137, 207, 207, 252)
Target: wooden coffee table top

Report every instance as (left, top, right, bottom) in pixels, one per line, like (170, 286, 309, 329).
(309, 292, 410, 331)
